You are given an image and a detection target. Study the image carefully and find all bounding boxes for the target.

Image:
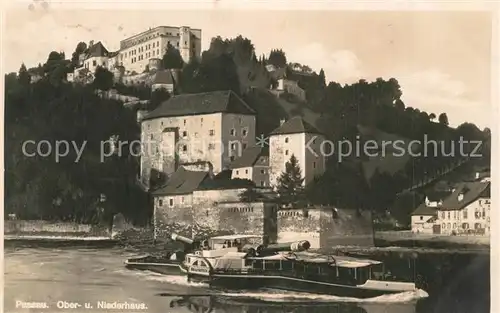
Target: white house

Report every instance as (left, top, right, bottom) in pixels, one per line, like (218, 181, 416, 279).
(268, 116, 326, 188)
(410, 191, 450, 234)
(139, 90, 257, 188)
(411, 179, 491, 235)
(230, 146, 270, 187)
(434, 181, 491, 235)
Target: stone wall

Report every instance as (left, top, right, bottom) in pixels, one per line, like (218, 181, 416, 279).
(277, 207, 374, 250)
(3, 220, 111, 238)
(153, 195, 278, 242)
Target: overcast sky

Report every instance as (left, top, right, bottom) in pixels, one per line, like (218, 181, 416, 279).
(3, 7, 494, 129)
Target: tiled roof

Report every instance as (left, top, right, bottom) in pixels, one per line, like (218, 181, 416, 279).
(153, 70, 175, 85)
(229, 146, 269, 169)
(412, 203, 438, 216)
(269, 116, 323, 136)
(151, 167, 209, 196)
(85, 42, 109, 58)
(439, 181, 490, 211)
(142, 90, 255, 121)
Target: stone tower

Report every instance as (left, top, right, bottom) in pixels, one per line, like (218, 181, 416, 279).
(178, 26, 191, 63)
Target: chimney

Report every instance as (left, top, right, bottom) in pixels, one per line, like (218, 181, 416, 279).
(280, 118, 286, 126)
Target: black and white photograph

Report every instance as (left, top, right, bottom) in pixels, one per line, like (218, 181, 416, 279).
(2, 3, 496, 313)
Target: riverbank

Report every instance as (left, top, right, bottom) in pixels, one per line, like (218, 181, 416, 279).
(375, 230, 490, 251)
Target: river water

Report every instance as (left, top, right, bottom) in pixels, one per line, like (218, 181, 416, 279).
(4, 241, 490, 313)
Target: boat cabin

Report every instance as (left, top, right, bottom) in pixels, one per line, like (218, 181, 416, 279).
(185, 235, 262, 267)
(211, 251, 384, 286)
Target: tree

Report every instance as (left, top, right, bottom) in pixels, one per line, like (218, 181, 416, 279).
(71, 42, 87, 69)
(438, 113, 449, 126)
(318, 69, 326, 87)
(429, 113, 436, 121)
(239, 188, 260, 203)
(4, 70, 149, 225)
(162, 43, 184, 69)
(18, 63, 31, 86)
(268, 49, 287, 68)
(181, 53, 241, 95)
(43, 51, 69, 86)
(276, 154, 305, 207)
(92, 66, 114, 91)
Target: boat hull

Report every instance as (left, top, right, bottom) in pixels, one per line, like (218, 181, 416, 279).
(187, 273, 414, 299)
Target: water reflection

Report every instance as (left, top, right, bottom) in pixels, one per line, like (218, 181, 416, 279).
(167, 295, 417, 313)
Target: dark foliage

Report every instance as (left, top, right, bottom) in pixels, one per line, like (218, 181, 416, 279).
(162, 43, 184, 69)
(4, 56, 150, 225)
(268, 49, 287, 68)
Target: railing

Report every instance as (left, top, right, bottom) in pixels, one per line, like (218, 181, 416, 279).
(212, 267, 360, 286)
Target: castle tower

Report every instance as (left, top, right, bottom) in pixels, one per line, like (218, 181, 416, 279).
(178, 26, 191, 63)
(268, 117, 326, 188)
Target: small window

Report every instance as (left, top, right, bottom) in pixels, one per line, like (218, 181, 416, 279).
(230, 156, 235, 161)
(150, 134, 153, 140)
(201, 118, 204, 123)
(245, 169, 248, 174)
(236, 170, 239, 175)
(159, 199, 163, 206)
(420, 216, 423, 220)
(183, 131, 187, 137)
(261, 169, 265, 174)
(183, 119, 186, 125)
(208, 143, 215, 150)
(242, 129, 248, 137)
(285, 150, 289, 155)
(285, 137, 289, 143)
(169, 198, 174, 206)
(230, 129, 236, 136)
(243, 143, 247, 149)
(231, 143, 236, 150)
(181, 197, 184, 204)
(313, 162, 316, 169)
(260, 181, 264, 187)
(182, 145, 187, 152)
(209, 130, 215, 136)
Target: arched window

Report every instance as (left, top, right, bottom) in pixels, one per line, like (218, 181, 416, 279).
(447, 223, 451, 229)
(462, 223, 469, 229)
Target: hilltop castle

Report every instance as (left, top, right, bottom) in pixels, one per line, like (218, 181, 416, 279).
(69, 25, 201, 84)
